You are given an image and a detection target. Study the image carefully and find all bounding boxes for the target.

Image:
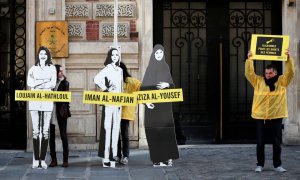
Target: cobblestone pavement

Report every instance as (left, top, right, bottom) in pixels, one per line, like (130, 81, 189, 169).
(0, 145, 300, 180)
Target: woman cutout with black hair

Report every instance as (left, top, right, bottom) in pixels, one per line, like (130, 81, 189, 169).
(94, 48, 123, 168)
(27, 46, 56, 169)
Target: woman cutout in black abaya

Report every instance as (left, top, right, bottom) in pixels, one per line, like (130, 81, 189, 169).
(141, 44, 179, 167)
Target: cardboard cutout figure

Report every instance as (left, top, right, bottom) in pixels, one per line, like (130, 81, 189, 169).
(94, 48, 123, 168)
(141, 44, 179, 167)
(27, 46, 57, 169)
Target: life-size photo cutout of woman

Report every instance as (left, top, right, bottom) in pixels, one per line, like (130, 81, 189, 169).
(94, 48, 123, 168)
(141, 44, 179, 167)
(27, 46, 57, 169)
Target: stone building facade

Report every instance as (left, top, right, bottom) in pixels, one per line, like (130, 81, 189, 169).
(26, 0, 150, 151)
(23, 0, 300, 151)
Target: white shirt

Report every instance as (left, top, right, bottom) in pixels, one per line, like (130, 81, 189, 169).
(94, 64, 123, 93)
(27, 65, 56, 111)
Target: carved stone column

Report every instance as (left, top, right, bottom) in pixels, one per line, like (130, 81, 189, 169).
(137, 0, 153, 149)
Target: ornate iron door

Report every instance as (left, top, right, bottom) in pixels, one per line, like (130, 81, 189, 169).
(223, 1, 281, 142)
(0, 0, 26, 149)
(154, 0, 281, 143)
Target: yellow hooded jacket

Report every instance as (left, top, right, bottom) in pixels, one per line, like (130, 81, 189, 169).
(122, 77, 141, 121)
(245, 57, 294, 120)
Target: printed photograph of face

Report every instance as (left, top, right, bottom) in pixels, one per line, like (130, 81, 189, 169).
(35, 46, 52, 66)
(111, 49, 120, 64)
(27, 46, 57, 169)
(104, 48, 120, 67)
(155, 49, 164, 61)
(39, 50, 48, 62)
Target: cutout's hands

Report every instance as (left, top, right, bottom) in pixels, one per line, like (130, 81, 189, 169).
(146, 103, 155, 109)
(34, 79, 50, 89)
(104, 77, 112, 91)
(156, 82, 169, 89)
(108, 84, 116, 91)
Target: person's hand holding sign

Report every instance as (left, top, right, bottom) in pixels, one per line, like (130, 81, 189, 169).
(248, 50, 253, 59)
(285, 49, 290, 60)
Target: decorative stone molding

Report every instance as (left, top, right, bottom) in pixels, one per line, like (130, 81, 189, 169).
(65, 3, 91, 19)
(68, 23, 84, 37)
(100, 23, 129, 38)
(94, 2, 136, 19)
(66, 0, 86, 2)
(69, 42, 138, 54)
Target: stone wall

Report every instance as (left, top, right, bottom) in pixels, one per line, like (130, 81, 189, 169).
(26, 0, 141, 151)
(282, 0, 300, 144)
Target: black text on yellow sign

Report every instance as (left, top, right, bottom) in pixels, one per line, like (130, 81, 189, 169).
(134, 89, 183, 103)
(15, 90, 71, 102)
(83, 91, 137, 106)
(250, 34, 289, 61)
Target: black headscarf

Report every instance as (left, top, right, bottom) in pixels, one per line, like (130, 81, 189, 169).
(142, 44, 173, 87)
(264, 75, 279, 92)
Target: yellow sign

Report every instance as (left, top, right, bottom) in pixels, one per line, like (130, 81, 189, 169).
(83, 89, 184, 105)
(83, 91, 137, 106)
(15, 90, 72, 102)
(250, 34, 289, 61)
(134, 89, 183, 103)
(36, 21, 69, 58)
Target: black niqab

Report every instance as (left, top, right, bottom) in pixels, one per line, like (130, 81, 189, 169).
(142, 44, 173, 87)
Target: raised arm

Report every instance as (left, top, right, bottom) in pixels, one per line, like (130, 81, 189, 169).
(245, 51, 258, 87)
(280, 49, 295, 86)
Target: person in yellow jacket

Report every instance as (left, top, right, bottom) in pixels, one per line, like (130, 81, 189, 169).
(245, 49, 294, 173)
(117, 62, 141, 165)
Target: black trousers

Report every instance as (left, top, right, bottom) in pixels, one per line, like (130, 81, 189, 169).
(49, 113, 69, 155)
(256, 118, 282, 168)
(117, 119, 130, 158)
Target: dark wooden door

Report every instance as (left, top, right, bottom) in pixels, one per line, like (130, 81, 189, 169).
(0, 0, 26, 149)
(153, 0, 282, 144)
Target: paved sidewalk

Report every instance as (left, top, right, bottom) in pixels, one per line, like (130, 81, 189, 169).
(0, 145, 300, 180)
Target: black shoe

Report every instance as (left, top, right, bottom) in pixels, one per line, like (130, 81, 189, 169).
(113, 156, 120, 163)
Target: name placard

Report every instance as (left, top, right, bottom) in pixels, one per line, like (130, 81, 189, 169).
(250, 34, 289, 61)
(83, 89, 184, 105)
(134, 89, 183, 104)
(83, 91, 137, 106)
(15, 90, 71, 102)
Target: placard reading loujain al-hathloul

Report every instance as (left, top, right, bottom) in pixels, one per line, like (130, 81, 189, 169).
(250, 34, 289, 61)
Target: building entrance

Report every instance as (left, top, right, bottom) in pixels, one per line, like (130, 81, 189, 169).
(153, 0, 282, 143)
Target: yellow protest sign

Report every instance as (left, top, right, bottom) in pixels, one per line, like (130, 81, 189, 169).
(15, 90, 71, 102)
(250, 34, 289, 61)
(135, 89, 183, 103)
(83, 91, 137, 106)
